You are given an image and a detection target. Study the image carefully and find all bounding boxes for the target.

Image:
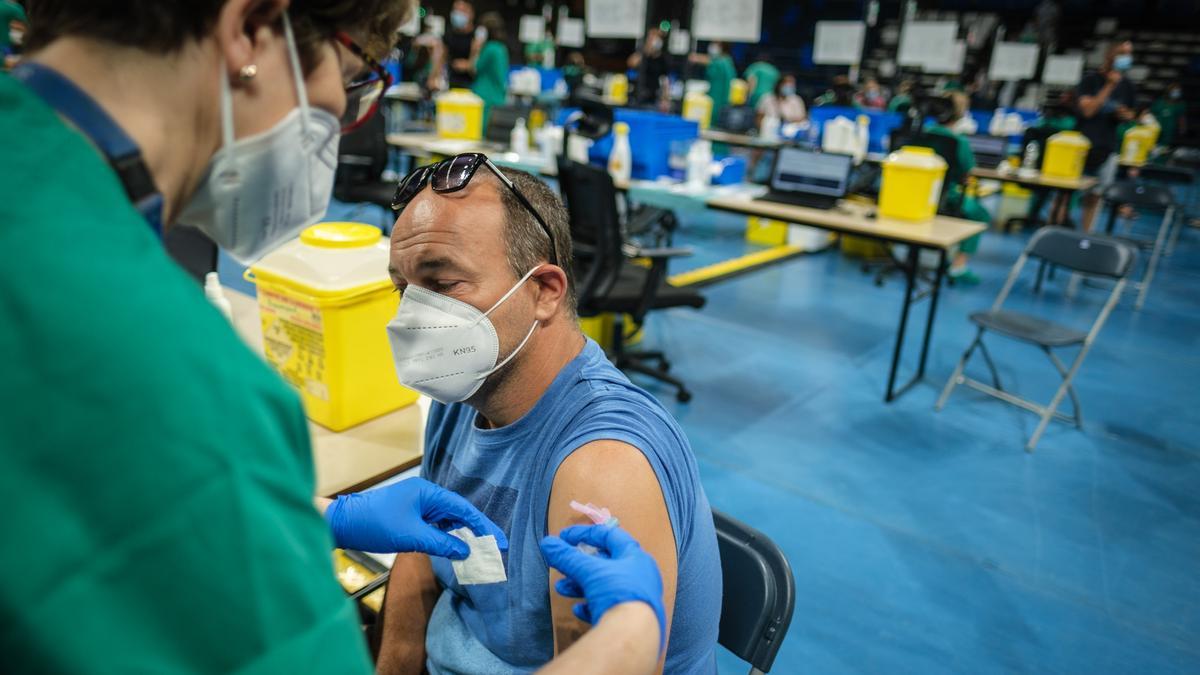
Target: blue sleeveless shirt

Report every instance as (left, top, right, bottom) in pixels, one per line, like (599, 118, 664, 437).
(421, 338, 721, 674)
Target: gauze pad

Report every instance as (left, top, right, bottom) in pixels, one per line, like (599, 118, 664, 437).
(448, 527, 508, 585)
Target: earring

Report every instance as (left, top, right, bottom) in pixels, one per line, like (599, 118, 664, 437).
(238, 64, 258, 81)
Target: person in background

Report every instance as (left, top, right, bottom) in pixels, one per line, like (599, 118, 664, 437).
(1151, 83, 1187, 147)
(1075, 40, 1137, 232)
(433, 0, 476, 90)
(689, 40, 736, 126)
(627, 27, 669, 109)
(815, 74, 857, 107)
(856, 76, 888, 110)
(925, 92, 991, 286)
(524, 21, 555, 68)
(1, 0, 26, 68)
(470, 11, 509, 127)
(743, 51, 779, 109)
(407, 16, 445, 92)
(756, 72, 806, 124)
(888, 78, 915, 113)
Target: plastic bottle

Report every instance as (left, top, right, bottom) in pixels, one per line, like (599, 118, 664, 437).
(607, 121, 632, 184)
(509, 117, 529, 154)
(686, 139, 712, 190)
(760, 112, 781, 139)
(855, 114, 870, 164)
(204, 272, 233, 322)
(1018, 141, 1040, 177)
(988, 107, 1006, 136)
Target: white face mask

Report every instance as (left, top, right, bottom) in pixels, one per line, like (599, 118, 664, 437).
(177, 13, 340, 264)
(707, 44, 720, 57)
(387, 267, 540, 403)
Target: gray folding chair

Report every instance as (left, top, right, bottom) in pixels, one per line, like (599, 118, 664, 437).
(935, 228, 1137, 451)
(1101, 181, 1175, 310)
(714, 509, 796, 675)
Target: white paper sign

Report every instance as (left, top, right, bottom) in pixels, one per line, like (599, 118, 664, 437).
(585, 0, 646, 38)
(519, 15, 545, 43)
(898, 21, 958, 69)
(1042, 54, 1084, 85)
(692, 0, 762, 43)
(923, 39, 965, 74)
(665, 28, 688, 55)
(557, 17, 585, 47)
(989, 42, 1040, 80)
(425, 15, 445, 38)
(814, 21, 866, 65)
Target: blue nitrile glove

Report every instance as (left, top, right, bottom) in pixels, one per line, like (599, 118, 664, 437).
(325, 478, 508, 559)
(539, 525, 666, 651)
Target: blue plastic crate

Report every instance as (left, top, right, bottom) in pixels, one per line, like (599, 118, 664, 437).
(556, 108, 700, 180)
(808, 107, 905, 154)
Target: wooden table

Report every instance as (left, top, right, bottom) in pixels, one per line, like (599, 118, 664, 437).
(969, 167, 1098, 195)
(226, 289, 424, 497)
(707, 195, 986, 402)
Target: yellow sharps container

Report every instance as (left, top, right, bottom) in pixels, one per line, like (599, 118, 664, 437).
(1120, 125, 1156, 165)
(683, 90, 714, 130)
(1041, 131, 1091, 179)
(435, 88, 484, 140)
(729, 78, 749, 105)
(878, 146, 948, 222)
(246, 223, 419, 431)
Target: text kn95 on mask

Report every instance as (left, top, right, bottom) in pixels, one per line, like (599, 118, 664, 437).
(449, 527, 508, 585)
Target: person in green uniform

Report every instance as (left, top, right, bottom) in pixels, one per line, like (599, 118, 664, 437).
(1151, 82, 1187, 147)
(925, 92, 991, 285)
(1, 1, 671, 672)
(689, 40, 736, 127)
(0, 0, 24, 50)
(888, 79, 915, 113)
(471, 11, 510, 128)
(814, 74, 857, 108)
(743, 52, 779, 109)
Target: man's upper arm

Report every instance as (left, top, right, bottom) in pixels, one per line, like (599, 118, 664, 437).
(545, 440, 678, 671)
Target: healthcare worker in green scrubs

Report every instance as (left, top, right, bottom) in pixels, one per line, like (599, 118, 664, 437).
(690, 40, 737, 127)
(470, 11, 510, 128)
(0, 1, 668, 673)
(925, 92, 991, 285)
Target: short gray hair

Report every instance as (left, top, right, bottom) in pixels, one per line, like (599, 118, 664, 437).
(492, 167, 577, 316)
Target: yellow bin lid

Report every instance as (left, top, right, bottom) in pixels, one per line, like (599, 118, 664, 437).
(884, 145, 948, 171)
(1048, 130, 1091, 148)
(247, 222, 393, 302)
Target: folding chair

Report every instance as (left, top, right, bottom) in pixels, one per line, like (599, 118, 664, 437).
(1101, 181, 1175, 310)
(935, 228, 1137, 451)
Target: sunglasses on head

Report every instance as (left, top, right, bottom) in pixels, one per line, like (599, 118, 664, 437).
(334, 32, 392, 133)
(391, 153, 559, 267)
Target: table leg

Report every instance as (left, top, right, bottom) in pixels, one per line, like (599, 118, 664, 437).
(916, 248, 947, 380)
(885, 245, 920, 402)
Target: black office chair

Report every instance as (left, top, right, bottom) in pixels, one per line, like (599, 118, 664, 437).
(1100, 181, 1176, 310)
(332, 110, 395, 227)
(935, 227, 1137, 451)
(714, 509, 796, 675)
(557, 158, 704, 402)
(717, 105, 757, 134)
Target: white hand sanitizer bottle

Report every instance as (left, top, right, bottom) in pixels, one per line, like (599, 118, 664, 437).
(204, 272, 233, 323)
(509, 117, 529, 154)
(607, 121, 632, 184)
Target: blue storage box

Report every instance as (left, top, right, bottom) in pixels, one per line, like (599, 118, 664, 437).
(808, 107, 904, 154)
(556, 108, 700, 180)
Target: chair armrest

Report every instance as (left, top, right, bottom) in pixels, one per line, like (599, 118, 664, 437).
(622, 243, 693, 259)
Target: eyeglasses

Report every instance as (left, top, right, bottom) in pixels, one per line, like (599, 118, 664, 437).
(334, 32, 392, 133)
(391, 153, 559, 267)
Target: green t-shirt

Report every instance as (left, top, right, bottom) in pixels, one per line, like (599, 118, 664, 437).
(705, 55, 736, 125)
(886, 94, 911, 113)
(1150, 98, 1186, 146)
(1, 0, 27, 50)
(472, 40, 510, 125)
(0, 74, 371, 673)
(925, 123, 990, 225)
(742, 61, 779, 109)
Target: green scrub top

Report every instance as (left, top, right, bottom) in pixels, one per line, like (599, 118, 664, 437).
(0, 75, 371, 673)
(926, 123, 991, 236)
(472, 40, 509, 126)
(1, 0, 27, 50)
(743, 61, 779, 109)
(1150, 98, 1186, 146)
(886, 94, 911, 113)
(706, 55, 736, 126)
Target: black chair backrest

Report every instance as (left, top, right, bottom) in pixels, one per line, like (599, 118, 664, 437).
(714, 509, 796, 674)
(336, 109, 388, 179)
(555, 158, 625, 310)
(485, 104, 531, 144)
(1026, 227, 1137, 279)
(1101, 180, 1175, 209)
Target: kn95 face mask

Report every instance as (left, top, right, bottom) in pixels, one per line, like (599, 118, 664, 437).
(386, 267, 541, 403)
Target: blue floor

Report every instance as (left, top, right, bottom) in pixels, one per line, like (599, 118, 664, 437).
(628, 206, 1200, 673)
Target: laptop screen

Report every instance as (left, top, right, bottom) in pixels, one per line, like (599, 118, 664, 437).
(769, 148, 853, 198)
(967, 134, 1008, 168)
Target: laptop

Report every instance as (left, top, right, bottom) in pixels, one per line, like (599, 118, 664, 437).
(760, 147, 853, 210)
(967, 134, 1008, 169)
